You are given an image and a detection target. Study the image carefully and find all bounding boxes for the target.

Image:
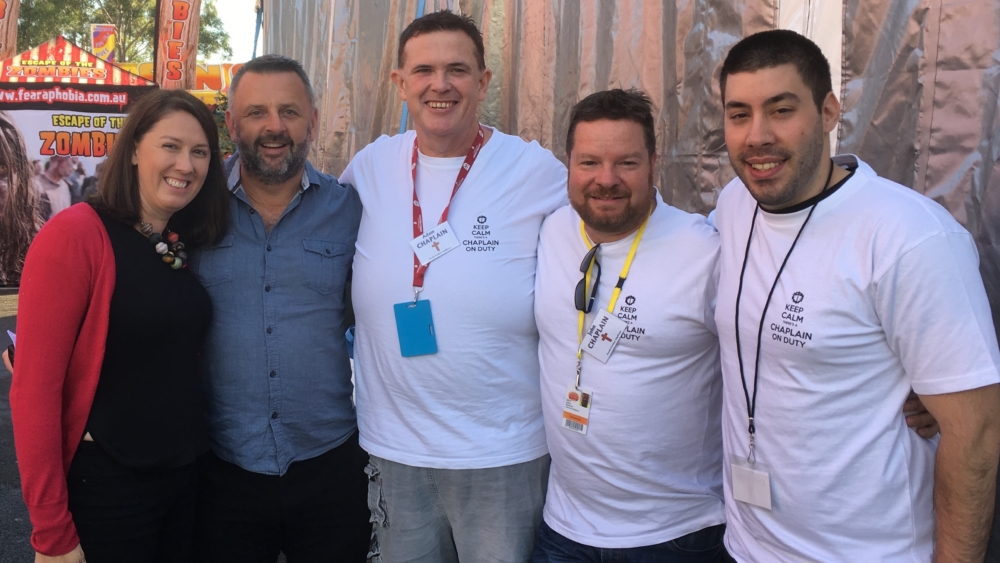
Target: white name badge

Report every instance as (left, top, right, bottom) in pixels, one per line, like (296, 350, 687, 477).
(562, 385, 593, 434)
(581, 310, 627, 363)
(731, 456, 772, 510)
(410, 221, 461, 265)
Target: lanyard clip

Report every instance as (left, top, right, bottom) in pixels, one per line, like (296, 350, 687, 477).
(574, 357, 582, 389)
(747, 432, 756, 463)
(412, 287, 422, 304)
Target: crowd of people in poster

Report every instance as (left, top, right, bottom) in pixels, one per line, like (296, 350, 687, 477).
(0, 110, 105, 286)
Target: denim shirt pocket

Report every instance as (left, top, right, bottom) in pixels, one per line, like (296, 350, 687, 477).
(302, 238, 349, 295)
(191, 232, 236, 287)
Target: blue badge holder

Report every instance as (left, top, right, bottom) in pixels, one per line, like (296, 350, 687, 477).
(393, 300, 438, 357)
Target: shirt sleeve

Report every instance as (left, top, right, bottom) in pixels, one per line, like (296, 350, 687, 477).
(531, 146, 569, 218)
(703, 240, 721, 337)
(874, 230, 1000, 395)
(338, 155, 357, 187)
(9, 219, 95, 555)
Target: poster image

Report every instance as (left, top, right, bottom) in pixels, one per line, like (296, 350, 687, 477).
(91, 24, 117, 63)
(0, 36, 156, 285)
(18, 109, 123, 218)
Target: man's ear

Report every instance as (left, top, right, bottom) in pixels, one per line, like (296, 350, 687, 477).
(309, 106, 319, 142)
(477, 68, 492, 102)
(390, 69, 406, 101)
(821, 91, 841, 134)
(224, 108, 236, 139)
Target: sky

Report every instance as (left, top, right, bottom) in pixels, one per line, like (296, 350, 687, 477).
(208, 0, 260, 63)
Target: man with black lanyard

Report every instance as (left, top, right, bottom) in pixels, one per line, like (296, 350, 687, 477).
(713, 30, 1000, 562)
(339, 10, 567, 563)
(532, 88, 728, 561)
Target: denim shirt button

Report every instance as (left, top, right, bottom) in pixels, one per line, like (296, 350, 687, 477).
(204, 161, 360, 474)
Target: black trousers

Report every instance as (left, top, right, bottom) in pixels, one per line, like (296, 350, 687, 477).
(194, 431, 371, 563)
(66, 440, 198, 563)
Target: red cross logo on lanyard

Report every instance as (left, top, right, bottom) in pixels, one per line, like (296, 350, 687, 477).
(410, 125, 486, 299)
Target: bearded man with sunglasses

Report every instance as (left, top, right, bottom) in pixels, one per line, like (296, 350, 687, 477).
(532, 88, 727, 562)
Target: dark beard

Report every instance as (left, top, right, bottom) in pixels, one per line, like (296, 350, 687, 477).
(733, 120, 825, 209)
(236, 130, 311, 186)
(571, 173, 655, 236)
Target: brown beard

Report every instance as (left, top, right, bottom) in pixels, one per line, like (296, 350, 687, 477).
(572, 172, 655, 236)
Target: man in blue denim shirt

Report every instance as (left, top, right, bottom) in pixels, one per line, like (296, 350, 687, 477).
(188, 55, 370, 562)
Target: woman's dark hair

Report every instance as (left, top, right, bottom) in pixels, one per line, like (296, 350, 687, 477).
(0, 111, 42, 285)
(93, 89, 230, 247)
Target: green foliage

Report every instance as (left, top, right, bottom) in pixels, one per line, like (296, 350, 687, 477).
(17, 0, 92, 52)
(199, 0, 232, 61)
(16, 0, 231, 63)
(212, 91, 236, 156)
(92, 0, 156, 62)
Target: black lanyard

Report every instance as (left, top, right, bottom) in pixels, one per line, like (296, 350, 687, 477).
(733, 161, 834, 461)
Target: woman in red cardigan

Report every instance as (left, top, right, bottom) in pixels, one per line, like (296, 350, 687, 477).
(10, 89, 230, 563)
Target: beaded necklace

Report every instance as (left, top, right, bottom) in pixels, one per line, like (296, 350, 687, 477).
(138, 222, 188, 270)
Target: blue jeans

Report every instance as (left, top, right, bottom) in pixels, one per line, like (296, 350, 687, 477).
(366, 454, 550, 563)
(531, 521, 726, 563)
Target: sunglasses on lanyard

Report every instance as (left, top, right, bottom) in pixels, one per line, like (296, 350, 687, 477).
(574, 244, 601, 313)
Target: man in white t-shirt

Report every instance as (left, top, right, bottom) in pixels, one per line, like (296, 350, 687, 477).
(339, 10, 566, 563)
(532, 88, 727, 561)
(713, 30, 1000, 562)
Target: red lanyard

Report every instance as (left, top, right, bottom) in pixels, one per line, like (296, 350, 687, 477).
(410, 125, 485, 291)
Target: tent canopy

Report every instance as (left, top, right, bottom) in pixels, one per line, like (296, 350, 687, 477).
(1, 36, 153, 86)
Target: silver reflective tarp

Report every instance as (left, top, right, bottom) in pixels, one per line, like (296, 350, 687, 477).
(265, 0, 1000, 321)
(266, 0, 1000, 553)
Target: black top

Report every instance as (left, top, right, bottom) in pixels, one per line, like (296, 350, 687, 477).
(86, 207, 213, 468)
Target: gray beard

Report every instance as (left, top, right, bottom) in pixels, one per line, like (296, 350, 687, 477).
(236, 132, 311, 186)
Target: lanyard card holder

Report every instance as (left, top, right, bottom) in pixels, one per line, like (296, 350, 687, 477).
(393, 300, 438, 357)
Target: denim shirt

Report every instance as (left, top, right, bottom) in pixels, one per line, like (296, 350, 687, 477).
(189, 158, 361, 475)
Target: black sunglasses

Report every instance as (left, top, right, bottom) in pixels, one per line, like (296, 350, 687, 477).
(574, 245, 601, 313)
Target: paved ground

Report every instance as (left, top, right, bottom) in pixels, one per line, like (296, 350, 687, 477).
(0, 291, 34, 561)
(0, 292, 299, 562)
(3, 285, 996, 563)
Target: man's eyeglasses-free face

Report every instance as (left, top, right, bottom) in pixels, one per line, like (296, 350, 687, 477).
(574, 244, 601, 313)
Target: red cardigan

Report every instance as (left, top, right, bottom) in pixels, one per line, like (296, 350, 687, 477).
(9, 203, 115, 556)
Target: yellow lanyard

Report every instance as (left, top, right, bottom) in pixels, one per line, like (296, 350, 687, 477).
(574, 216, 650, 386)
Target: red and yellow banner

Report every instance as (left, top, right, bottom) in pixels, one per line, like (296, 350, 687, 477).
(154, 0, 202, 89)
(0, 0, 20, 60)
(119, 61, 243, 103)
(90, 24, 117, 63)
